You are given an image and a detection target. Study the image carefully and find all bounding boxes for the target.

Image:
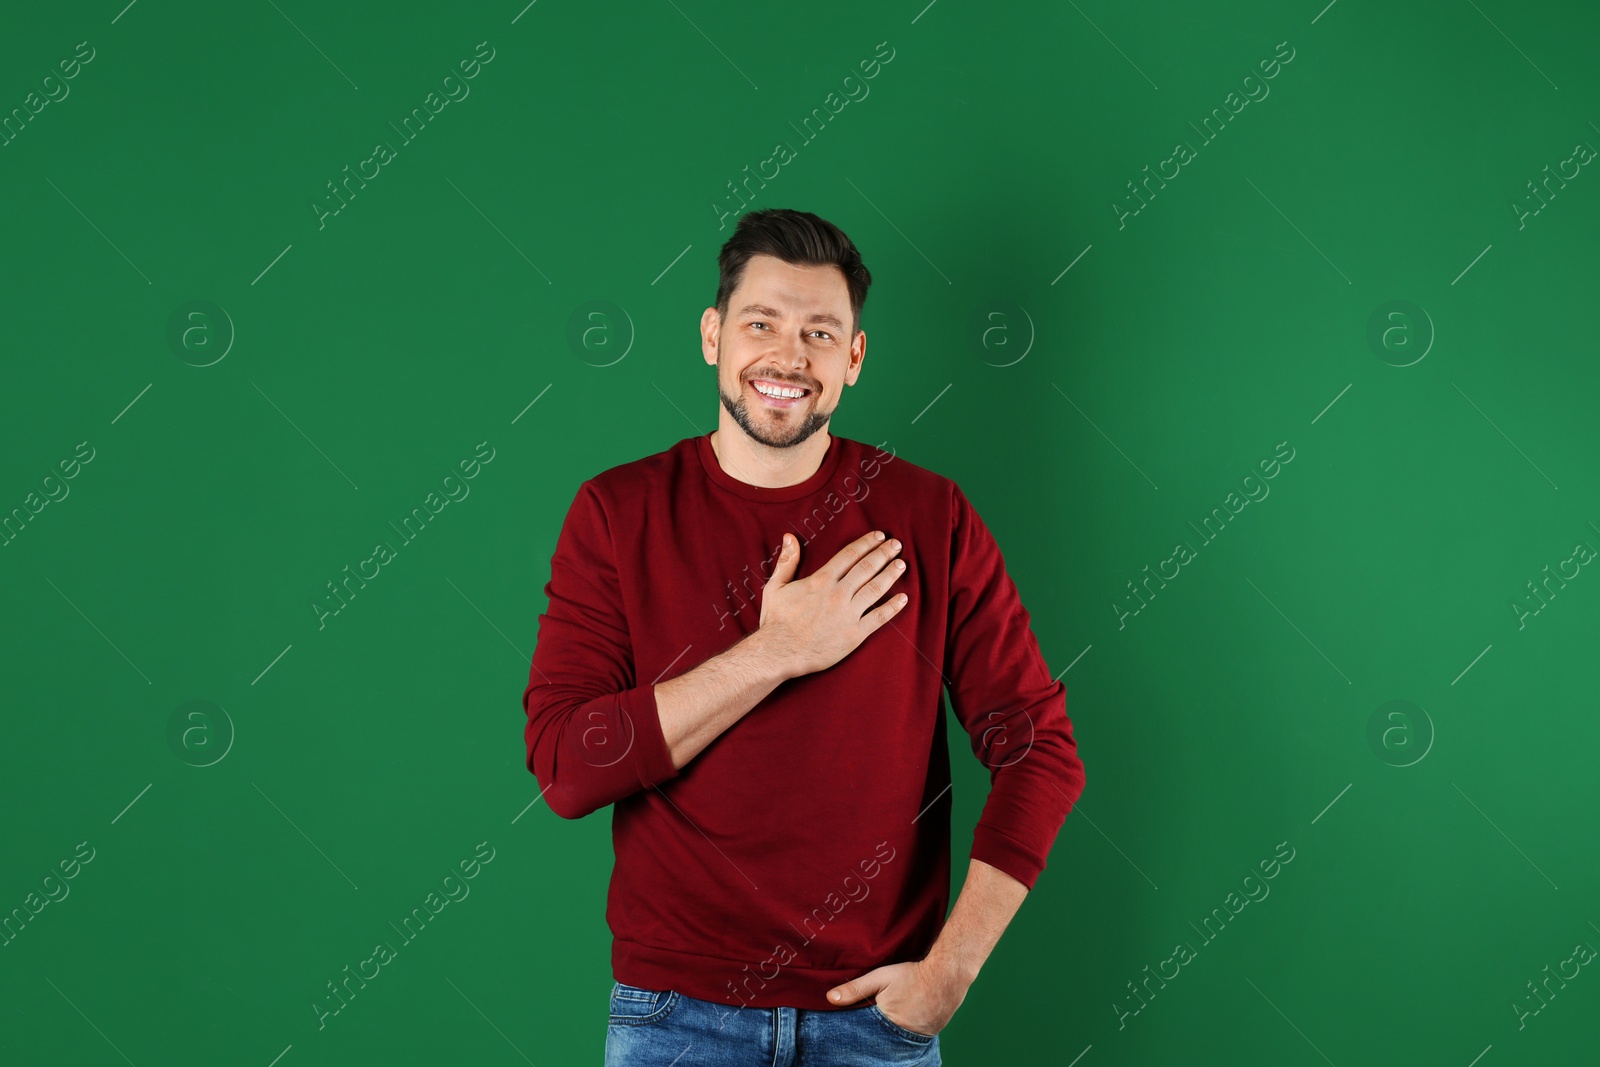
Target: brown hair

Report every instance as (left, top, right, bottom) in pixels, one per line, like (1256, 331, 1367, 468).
(715, 208, 872, 336)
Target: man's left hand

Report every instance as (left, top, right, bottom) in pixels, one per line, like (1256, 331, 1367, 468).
(825, 958, 970, 1037)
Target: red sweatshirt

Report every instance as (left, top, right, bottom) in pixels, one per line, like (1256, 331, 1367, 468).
(521, 432, 1085, 1011)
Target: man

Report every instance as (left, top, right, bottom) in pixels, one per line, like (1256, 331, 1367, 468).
(523, 208, 1086, 1065)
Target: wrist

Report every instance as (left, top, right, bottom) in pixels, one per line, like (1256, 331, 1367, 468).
(921, 946, 981, 988)
(743, 627, 799, 685)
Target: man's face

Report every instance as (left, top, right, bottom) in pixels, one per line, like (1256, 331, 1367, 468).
(701, 253, 866, 449)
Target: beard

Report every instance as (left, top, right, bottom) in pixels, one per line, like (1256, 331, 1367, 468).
(716, 348, 831, 449)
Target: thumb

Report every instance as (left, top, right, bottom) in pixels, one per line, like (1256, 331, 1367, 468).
(827, 968, 888, 1006)
(768, 534, 800, 585)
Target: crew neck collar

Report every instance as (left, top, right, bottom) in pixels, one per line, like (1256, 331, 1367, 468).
(694, 432, 847, 502)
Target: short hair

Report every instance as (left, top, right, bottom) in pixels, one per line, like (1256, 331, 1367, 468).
(715, 208, 872, 337)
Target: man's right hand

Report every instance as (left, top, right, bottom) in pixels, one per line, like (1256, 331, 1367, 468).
(758, 530, 909, 680)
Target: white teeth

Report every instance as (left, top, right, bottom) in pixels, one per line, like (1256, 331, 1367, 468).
(753, 381, 807, 399)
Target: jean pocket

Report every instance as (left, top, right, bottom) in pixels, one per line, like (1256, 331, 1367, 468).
(868, 1004, 937, 1043)
(608, 981, 682, 1026)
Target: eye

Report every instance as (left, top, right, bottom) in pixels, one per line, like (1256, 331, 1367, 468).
(750, 321, 769, 331)
(811, 330, 833, 340)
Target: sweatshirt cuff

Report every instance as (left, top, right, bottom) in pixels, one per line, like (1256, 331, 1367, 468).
(970, 822, 1046, 891)
(621, 681, 679, 790)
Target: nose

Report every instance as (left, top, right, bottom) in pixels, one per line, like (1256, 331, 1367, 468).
(772, 334, 810, 378)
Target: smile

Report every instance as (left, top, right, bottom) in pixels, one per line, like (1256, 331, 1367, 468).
(749, 379, 812, 408)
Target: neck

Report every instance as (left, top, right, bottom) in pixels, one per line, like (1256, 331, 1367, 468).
(710, 423, 831, 489)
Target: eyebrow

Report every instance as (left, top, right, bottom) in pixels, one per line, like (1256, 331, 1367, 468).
(736, 304, 847, 332)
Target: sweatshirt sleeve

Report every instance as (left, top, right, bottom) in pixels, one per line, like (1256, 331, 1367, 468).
(522, 479, 679, 819)
(944, 482, 1086, 890)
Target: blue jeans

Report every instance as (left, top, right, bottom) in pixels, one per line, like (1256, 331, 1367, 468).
(604, 981, 942, 1066)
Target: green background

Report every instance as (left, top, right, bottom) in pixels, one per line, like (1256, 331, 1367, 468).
(4, 0, 1598, 1063)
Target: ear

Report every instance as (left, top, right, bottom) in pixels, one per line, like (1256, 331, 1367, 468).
(700, 307, 722, 367)
(843, 328, 867, 386)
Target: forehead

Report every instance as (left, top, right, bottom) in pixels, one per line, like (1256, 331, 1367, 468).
(733, 254, 850, 312)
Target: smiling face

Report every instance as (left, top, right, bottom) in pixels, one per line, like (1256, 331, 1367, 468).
(702, 253, 866, 449)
